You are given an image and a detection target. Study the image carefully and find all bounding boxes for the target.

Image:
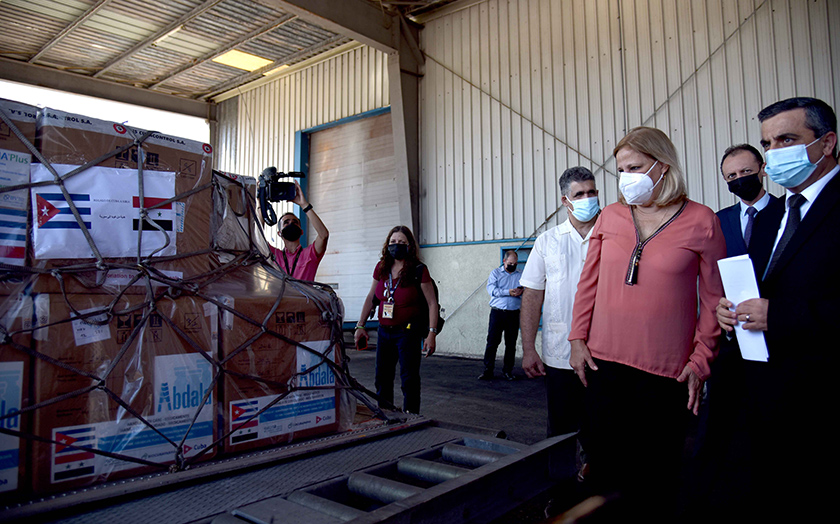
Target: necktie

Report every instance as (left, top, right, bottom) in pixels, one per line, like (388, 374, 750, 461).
(766, 194, 806, 276)
(744, 206, 758, 247)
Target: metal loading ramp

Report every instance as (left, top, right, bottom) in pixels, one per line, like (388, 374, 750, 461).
(214, 427, 576, 524)
(2, 418, 576, 524)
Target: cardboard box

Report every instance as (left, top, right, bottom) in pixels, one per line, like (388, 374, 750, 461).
(29, 292, 218, 493)
(30, 108, 214, 276)
(0, 98, 38, 267)
(209, 265, 341, 454)
(0, 283, 34, 496)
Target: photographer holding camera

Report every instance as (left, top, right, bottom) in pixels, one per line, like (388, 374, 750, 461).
(266, 179, 330, 281)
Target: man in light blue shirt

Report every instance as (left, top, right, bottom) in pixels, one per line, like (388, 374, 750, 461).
(479, 250, 522, 381)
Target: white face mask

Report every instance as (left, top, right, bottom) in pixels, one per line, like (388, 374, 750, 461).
(619, 161, 664, 205)
(568, 196, 600, 222)
(764, 136, 825, 188)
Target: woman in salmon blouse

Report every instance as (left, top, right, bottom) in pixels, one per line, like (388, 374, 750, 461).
(569, 127, 726, 517)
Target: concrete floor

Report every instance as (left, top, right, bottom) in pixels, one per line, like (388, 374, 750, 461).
(344, 345, 550, 446)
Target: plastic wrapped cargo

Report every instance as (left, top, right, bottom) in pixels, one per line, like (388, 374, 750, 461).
(31, 107, 214, 281)
(206, 263, 347, 453)
(0, 99, 38, 267)
(0, 278, 33, 496)
(29, 291, 218, 494)
(0, 105, 356, 498)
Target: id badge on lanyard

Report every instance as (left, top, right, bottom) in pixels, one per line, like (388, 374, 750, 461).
(382, 273, 399, 319)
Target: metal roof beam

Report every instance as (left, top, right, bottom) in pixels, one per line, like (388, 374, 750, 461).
(147, 14, 296, 91)
(0, 57, 213, 120)
(28, 0, 114, 64)
(265, 0, 397, 53)
(93, 0, 226, 79)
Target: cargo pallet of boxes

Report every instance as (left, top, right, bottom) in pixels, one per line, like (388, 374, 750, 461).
(0, 99, 357, 501)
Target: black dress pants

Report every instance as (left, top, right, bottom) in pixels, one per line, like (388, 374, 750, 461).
(482, 308, 519, 374)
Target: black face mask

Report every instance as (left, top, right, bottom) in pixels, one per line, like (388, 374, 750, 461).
(727, 174, 763, 202)
(281, 223, 303, 242)
(505, 264, 517, 273)
(388, 243, 409, 260)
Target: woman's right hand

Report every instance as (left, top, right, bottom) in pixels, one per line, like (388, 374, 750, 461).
(570, 339, 598, 387)
(354, 328, 369, 350)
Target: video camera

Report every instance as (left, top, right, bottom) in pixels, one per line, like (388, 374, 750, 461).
(258, 167, 304, 226)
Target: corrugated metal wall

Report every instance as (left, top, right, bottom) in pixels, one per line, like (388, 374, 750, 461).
(214, 44, 390, 177)
(418, 0, 840, 245)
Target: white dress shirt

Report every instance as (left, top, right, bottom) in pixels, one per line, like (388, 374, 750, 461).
(739, 191, 773, 237)
(771, 165, 839, 254)
(520, 218, 593, 369)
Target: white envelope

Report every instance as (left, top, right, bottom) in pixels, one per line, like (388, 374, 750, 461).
(717, 255, 769, 362)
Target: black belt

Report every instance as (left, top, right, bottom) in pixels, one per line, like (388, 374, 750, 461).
(379, 324, 408, 332)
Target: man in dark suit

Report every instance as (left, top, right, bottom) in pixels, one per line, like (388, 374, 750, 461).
(695, 144, 784, 513)
(716, 144, 782, 257)
(717, 97, 839, 519)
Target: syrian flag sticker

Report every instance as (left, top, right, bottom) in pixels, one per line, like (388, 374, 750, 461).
(230, 400, 259, 444)
(132, 196, 174, 232)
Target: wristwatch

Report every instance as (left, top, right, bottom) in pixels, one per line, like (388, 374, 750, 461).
(428, 327, 438, 334)
(302, 203, 313, 213)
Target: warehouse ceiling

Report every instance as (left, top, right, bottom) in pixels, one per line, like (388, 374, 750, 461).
(0, 0, 457, 117)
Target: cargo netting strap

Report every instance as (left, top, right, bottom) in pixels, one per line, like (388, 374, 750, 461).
(0, 110, 397, 490)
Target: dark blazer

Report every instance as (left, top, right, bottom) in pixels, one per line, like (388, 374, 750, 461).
(743, 167, 840, 514)
(716, 194, 782, 257)
(748, 171, 840, 367)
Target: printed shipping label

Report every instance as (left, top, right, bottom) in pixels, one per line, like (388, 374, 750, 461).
(50, 353, 214, 485)
(0, 148, 31, 265)
(96, 268, 183, 287)
(31, 164, 177, 259)
(0, 362, 24, 493)
(70, 307, 112, 347)
(228, 341, 335, 445)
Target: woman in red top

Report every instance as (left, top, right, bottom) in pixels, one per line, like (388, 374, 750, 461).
(354, 226, 439, 413)
(568, 127, 726, 517)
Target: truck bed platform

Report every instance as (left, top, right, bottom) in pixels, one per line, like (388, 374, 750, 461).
(2, 416, 575, 523)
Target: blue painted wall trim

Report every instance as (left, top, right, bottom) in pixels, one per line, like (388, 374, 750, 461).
(420, 238, 536, 249)
(344, 320, 380, 331)
(301, 106, 391, 136)
(292, 106, 392, 249)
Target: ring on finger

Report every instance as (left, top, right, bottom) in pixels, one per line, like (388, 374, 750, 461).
(745, 314, 751, 322)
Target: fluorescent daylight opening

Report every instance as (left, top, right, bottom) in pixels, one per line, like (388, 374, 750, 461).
(212, 50, 273, 71)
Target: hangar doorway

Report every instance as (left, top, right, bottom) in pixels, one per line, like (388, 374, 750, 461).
(305, 109, 399, 325)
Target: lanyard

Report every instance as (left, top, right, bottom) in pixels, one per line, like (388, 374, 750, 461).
(282, 247, 303, 277)
(386, 273, 401, 303)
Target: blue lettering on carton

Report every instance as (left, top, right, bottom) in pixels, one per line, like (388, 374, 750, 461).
(157, 361, 212, 413)
(157, 380, 211, 412)
(298, 361, 335, 388)
(0, 367, 22, 430)
(0, 401, 19, 430)
(261, 398, 335, 423)
(99, 421, 213, 454)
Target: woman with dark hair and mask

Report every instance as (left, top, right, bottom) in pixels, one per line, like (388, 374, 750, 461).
(568, 127, 726, 518)
(267, 180, 330, 281)
(354, 225, 438, 414)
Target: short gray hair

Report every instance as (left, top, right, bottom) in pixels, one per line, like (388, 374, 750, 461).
(558, 167, 595, 196)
